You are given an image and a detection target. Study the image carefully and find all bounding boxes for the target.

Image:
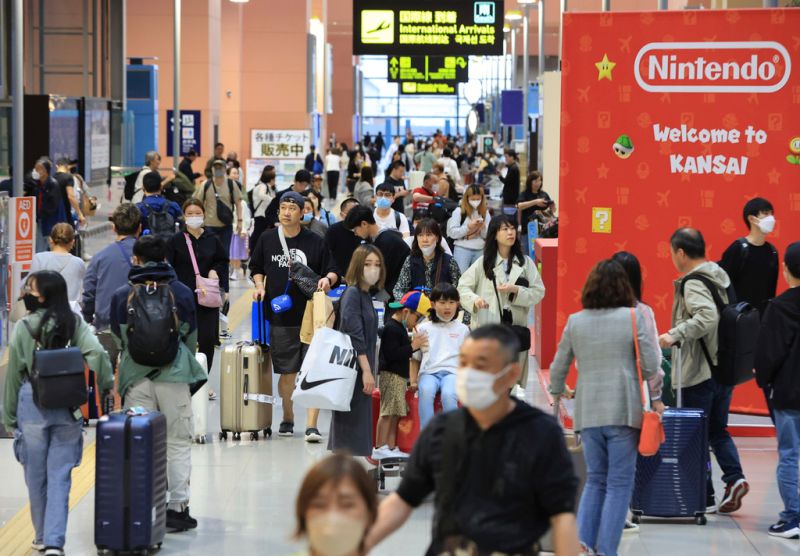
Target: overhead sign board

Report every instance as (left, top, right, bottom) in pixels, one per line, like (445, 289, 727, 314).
(387, 56, 468, 83)
(167, 110, 202, 157)
(354, 0, 504, 56)
(250, 129, 311, 160)
(400, 82, 458, 95)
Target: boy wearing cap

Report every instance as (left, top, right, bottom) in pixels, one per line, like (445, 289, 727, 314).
(250, 190, 338, 441)
(755, 242, 800, 538)
(374, 291, 431, 460)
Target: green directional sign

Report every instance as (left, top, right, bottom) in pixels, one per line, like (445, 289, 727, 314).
(387, 56, 468, 84)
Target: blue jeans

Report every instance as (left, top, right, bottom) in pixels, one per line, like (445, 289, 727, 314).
(775, 409, 800, 523)
(453, 245, 483, 274)
(418, 371, 458, 429)
(577, 425, 639, 556)
(13, 382, 84, 548)
(681, 378, 744, 496)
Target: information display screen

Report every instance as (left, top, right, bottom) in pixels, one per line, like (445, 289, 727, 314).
(388, 56, 468, 83)
(354, 0, 503, 56)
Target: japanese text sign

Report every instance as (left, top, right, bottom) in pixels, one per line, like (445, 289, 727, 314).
(250, 130, 311, 161)
(167, 110, 202, 157)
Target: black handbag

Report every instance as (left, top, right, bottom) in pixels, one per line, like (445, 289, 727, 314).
(21, 320, 87, 409)
(205, 180, 234, 226)
(491, 276, 531, 352)
(278, 225, 320, 299)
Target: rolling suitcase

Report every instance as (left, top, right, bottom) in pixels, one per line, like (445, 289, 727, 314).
(219, 342, 273, 441)
(630, 345, 709, 525)
(192, 352, 210, 444)
(95, 409, 168, 553)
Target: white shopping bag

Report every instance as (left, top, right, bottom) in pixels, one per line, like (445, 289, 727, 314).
(292, 327, 358, 412)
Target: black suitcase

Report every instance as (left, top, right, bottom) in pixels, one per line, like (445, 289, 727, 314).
(631, 345, 709, 525)
(95, 409, 168, 552)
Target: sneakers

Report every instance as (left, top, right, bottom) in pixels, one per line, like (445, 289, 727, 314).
(166, 507, 198, 532)
(31, 541, 45, 552)
(768, 520, 800, 539)
(43, 549, 64, 556)
(390, 446, 410, 458)
(278, 421, 294, 437)
(718, 478, 749, 514)
(623, 520, 639, 533)
(208, 389, 218, 401)
(305, 428, 322, 443)
(219, 330, 232, 341)
(706, 493, 717, 514)
(371, 445, 394, 460)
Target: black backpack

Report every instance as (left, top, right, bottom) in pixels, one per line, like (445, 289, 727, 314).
(428, 196, 457, 225)
(146, 202, 176, 240)
(126, 281, 181, 367)
(680, 273, 760, 386)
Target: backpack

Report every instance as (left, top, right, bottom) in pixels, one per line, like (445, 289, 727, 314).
(145, 201, 176, 240)
(123, 171, 139, 201)
(126, 280, 181, 367)
(312, 158, 323, 175)
(680, 273, 760, 386)
(428, 196, 457, 225)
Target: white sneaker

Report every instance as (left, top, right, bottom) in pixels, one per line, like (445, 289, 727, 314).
(31, 541, 45, 552)
(371, 445, 393, 460)
(511, 384, 526, 399)
(390, 447, 410, 458)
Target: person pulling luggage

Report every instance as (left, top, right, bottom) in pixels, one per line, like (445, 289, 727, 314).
(3, 271, 113, 556)
(110, 236, 207, 532)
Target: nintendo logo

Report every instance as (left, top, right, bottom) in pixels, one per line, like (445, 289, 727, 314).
(634, 41, 791, 93)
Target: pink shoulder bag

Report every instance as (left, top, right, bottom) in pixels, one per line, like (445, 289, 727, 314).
(184, 233, 223, 308)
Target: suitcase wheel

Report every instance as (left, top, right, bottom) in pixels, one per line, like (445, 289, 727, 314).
(194, 434, 207, 444)
(233, 432, 242, 441)
(264, 428, 272, 438)
(250, 431, 259, 441)
(695, 514, 707, 526)
(631, 514, 640, 525)
(219, 431, 228, 441)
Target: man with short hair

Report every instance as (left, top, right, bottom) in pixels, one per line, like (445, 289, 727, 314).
(412, 172, 439, 215)
(501, 150, 521, 207)
(345, 205, 409, 299)
(250, 191, 338, 441)
(132, 151, 174, 204)
(25, 157, 67, 252)
(204, 142, 225, 178)
(53, 158, 85, 227)
(659, 227, 749, 515)
(378, 160, 408, 214)
(137, 171, 183, 238)
(82, 203, 141, 369)
(755, 242, 800, 538)
(111, 236, 207, 532)
(438, 147, 462, 190)
(194, 159, 242, 253)
(365, 324, 580, 555)
(373, 183, 410, 237)
(264, 169, 312, 228)
(179, 149, 201, 182)
(324, 197, 364, 276)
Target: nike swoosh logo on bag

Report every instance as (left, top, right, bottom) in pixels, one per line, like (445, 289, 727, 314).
(300, 377, 345, 390)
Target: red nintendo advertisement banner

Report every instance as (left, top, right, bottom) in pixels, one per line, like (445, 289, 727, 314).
(557, 9, 800, 416)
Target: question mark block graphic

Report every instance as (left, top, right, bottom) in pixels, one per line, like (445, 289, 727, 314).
(592, 207, 612, 234)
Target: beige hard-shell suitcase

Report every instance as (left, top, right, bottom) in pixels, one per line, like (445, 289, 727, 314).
(219, 342, 273, 441)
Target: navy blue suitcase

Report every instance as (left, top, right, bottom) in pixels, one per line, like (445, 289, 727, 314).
(95, 409, 168, 552)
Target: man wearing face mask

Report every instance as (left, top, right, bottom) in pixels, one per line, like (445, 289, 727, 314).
(344, 206, 410, 301)
(378, 160, 409, 213)
(24, 158, 68, 253)
(194, 159, 241, 256)
(365, 324, 580, 556)
(373, 183, 410, 238)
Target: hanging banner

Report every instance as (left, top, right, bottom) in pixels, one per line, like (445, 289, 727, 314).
(556, 9, 800, 416)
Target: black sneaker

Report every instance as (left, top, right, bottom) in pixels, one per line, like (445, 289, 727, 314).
(706, 492, 717, 514)
(166, 507, 198, 532)
(278, 421, 294, 437)
(305, 428, 322, 443)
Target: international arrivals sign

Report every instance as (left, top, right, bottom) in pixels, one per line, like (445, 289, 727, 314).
(353, 0, 504, 56)
(556, 9, 800, 417)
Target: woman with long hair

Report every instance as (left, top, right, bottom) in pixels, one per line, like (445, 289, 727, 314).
(227, 166, 250, 280)
(250, 165, 276, 249)
(353, 165, 375, 208)
(329, 245, 384, 457)
(3, 271, 112, 556)
(392, 218, 460, 302)
(457, 214, 545, 387)
(446, 184, 491, 274)
(549, 259, 662, 556)
(30, 223, 86, 315)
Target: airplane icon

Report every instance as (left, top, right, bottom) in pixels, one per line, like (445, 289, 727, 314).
(367, 20, 391, 34)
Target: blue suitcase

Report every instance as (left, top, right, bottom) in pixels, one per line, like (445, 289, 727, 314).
(631, 345, 709, 525)
(95, 409, 168, 552)
(251, 298, 270, 345)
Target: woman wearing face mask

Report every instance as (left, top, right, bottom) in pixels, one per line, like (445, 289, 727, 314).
(393, 219, 460, 303)
(457, 214, 545, 389)
(30, 223, 86, 316)
(250, 166, 276, 250)
(328, 245, 384, 457)
(549, 260, 663, 556)
(3, 271, 113, 556)
(447, 185, 492, 274)
(166, 199, 229, 379)
(307, 189, 336, 228)
(302, 196, 329, 238)
(293, 453, 378, 556)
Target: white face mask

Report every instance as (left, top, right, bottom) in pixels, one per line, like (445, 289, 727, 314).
(185, 216, 204, 229)
(456, 365, 512, 410)
(363, 266, 381, 286)
(757, 215, 776, 234)
(31, 169, 41, 181)
(468, 199, 482, 209)
(420, 244, 436, 257)
(307, 511, 366, 556)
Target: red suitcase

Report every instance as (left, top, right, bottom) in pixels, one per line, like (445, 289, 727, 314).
(397, 390, 444, 454)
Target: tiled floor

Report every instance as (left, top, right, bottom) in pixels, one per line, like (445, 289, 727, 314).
(0, 253, 798, 555)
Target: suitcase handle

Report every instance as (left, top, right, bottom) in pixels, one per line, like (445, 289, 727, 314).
(243, 373, 249, 406)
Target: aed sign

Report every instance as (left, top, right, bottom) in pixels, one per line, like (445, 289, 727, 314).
(387, 56, 469, 83)
(354, 0, 504, 56)
(10, 197, 36, 264)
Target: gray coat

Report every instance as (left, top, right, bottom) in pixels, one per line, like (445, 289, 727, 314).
(549, 306, 661, 432)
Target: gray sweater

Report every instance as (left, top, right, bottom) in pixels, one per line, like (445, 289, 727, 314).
(549, 305, 661, 432)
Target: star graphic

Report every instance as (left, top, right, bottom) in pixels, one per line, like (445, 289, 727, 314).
(768, 167, 781, 184)
(596, 163, 609, 179)
(595, 54, 616, 81)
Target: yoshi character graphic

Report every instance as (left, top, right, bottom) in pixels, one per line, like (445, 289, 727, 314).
(613, 134, 634, 159)
(787, 136, 800, 165)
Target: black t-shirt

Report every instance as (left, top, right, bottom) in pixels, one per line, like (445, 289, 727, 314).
(397, 401, 578, 555)
(379, 318, 413, 378)
(502, 164, 521, 205)
(518, 190, 552, 225)
(325, 221, 365, 277)
(249, 227, 336, 326)
(372, 229, 410, 300)
(719, 238, 778, 316)
(53, 171, 74, 220)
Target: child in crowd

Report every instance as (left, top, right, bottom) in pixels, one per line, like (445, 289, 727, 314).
(412, 283, 470, 429)
(373, 290, 431, 460)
